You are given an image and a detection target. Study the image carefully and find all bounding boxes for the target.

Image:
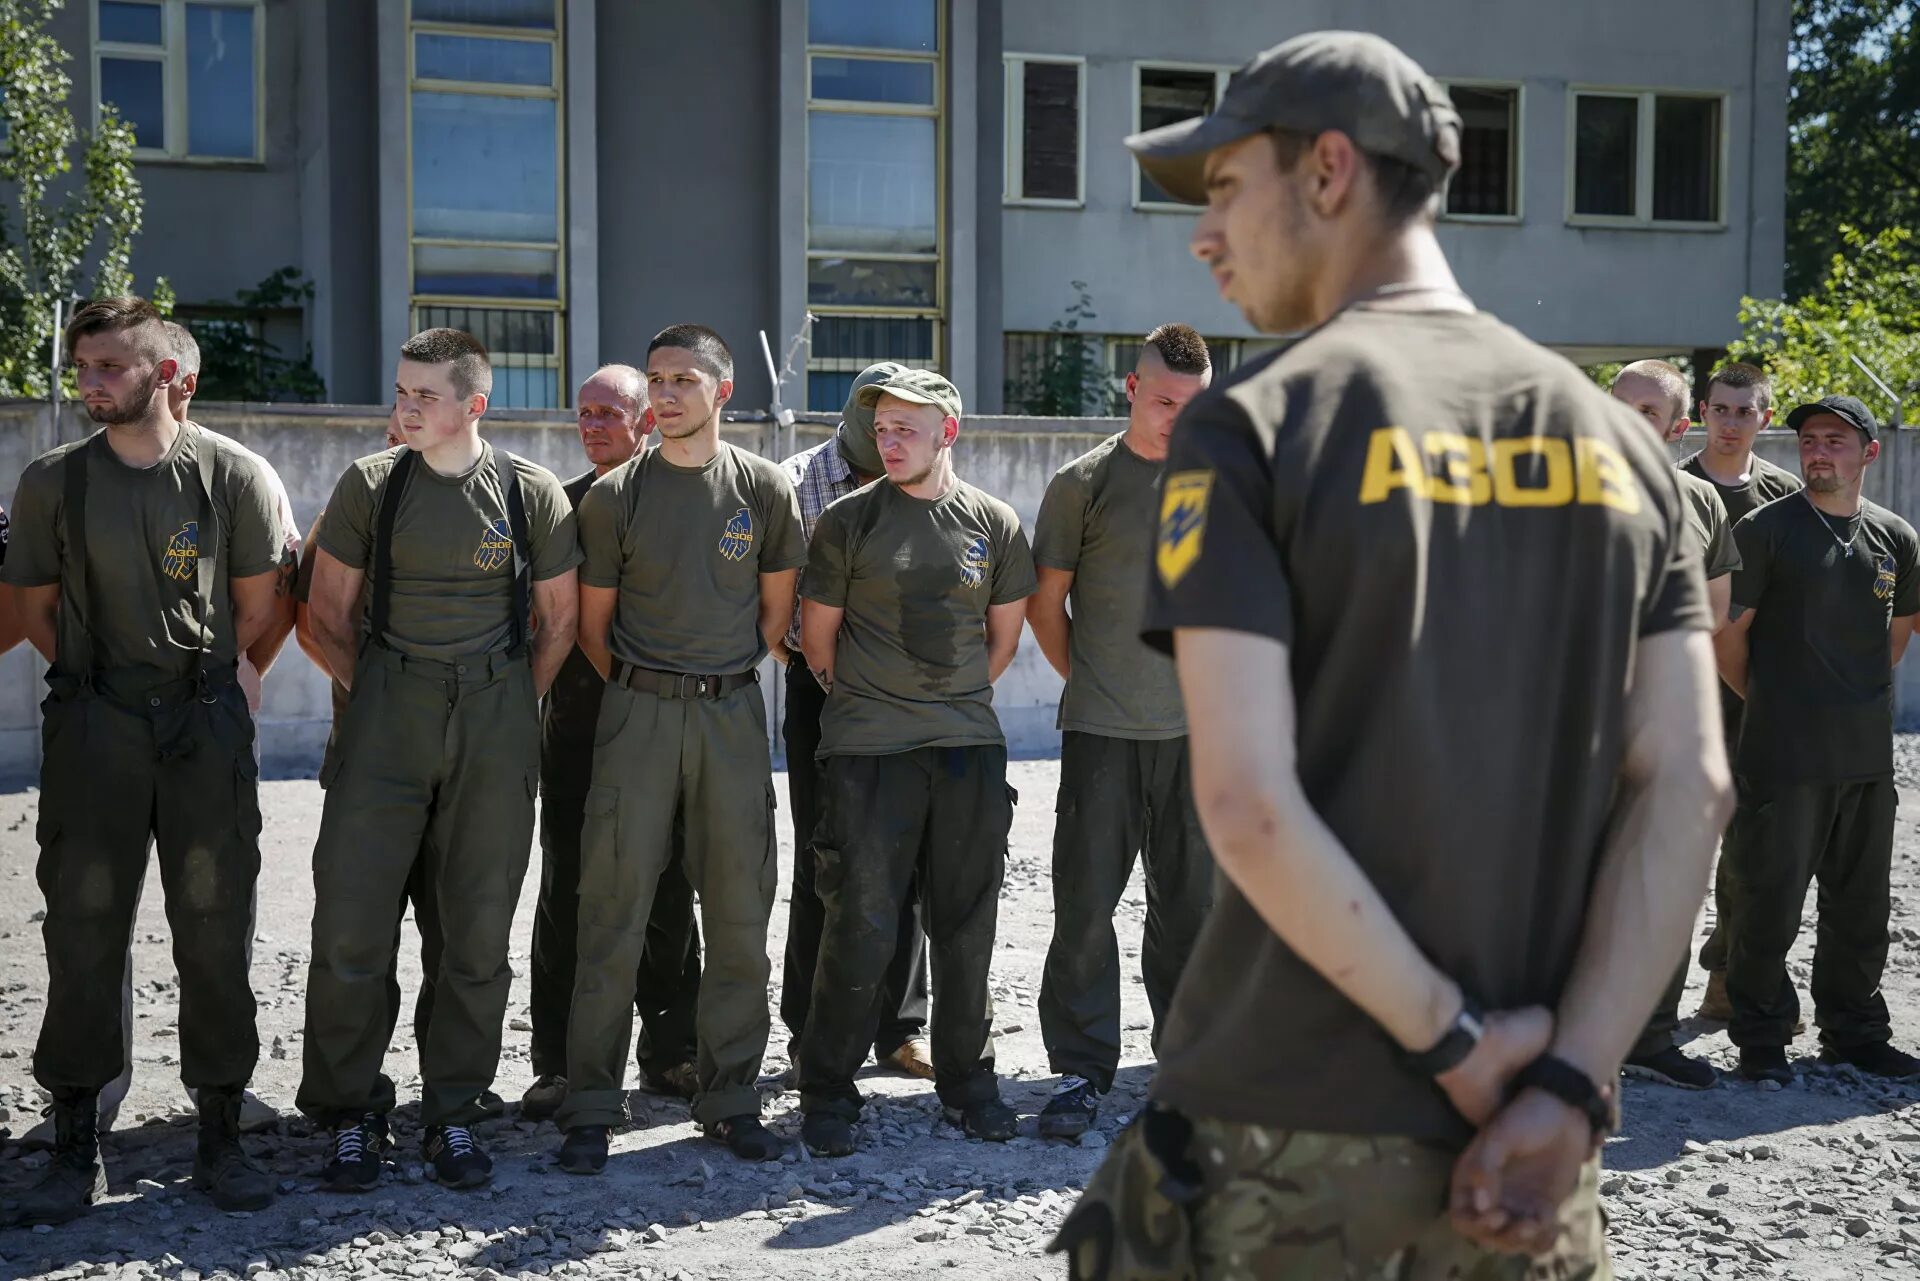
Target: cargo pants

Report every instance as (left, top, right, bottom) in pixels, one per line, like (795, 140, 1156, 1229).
(297, 647, 539, 1127)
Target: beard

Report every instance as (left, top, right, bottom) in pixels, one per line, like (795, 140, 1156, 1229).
(889, 458, 935, 488)
(85, 385, 153, 425)
(1806, 472, 1844, 493)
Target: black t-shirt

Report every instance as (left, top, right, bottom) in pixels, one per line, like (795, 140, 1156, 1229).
(1678, 450, 1802, 523)
(1731, 494, 1920, 784)
(1140, 307, 1710, 1143)
(541, 468, 608, 792)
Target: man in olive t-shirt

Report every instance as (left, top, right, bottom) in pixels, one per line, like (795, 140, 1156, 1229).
(1029, 323, 1216, 1139)
(795, 369, 1037, 1158)
(1715, 395, 1920, 1085)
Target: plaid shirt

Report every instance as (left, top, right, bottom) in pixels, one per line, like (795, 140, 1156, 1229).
(780, 437, 860, 651)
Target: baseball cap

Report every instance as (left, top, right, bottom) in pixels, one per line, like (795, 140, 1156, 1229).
(833, 360, 907, 476)
(854, 367, 963, 420)
(1124, 30, 1461, 206)
(1786, 394, 1879, 442)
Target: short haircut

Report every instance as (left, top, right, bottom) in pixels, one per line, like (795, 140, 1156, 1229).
(399, 327, 493, 401)
(1615, 359, 1689, 425)
(162, 320, 202, 378)
(1141, 323, 1211, 375)
(583, 363, 646, 412)
(64, 296, 167, 364)
(1269, 126, 1442, 227)
(1705, 361, 1773, 413)
(647, 324, 734, 383)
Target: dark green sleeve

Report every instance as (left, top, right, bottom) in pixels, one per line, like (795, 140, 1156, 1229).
(1894, 521, 1920, 618)
(1031, 465, 1088, 572)
(758, 467, 809, 573)
(801, 503, 851, 607)
(523, 467, 583, 581)
(1700, 487, 1741, 580)
(316, 462, 378, 571)
(222, 451, 284, 579)
(1728, 512, 1772, 613)
(990, 508, 1038, 606)
(0, 456, 64, 589)
(575, 474, 624, 590)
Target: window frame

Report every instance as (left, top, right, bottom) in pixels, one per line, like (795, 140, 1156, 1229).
(1131, 60, 1234, 212)
(1437, 78, 1524, 225)
(1002, 52, 1086, 209)
(90, 0, 266, 165)
(1565, 86, 1729, 231)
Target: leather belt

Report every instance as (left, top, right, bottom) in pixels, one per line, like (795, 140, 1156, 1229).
(612, 662, 759, 701)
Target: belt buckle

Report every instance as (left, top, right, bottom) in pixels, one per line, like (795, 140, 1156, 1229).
(695, 675, 712, 699)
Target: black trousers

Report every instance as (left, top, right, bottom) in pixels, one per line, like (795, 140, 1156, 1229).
(529, 781, 701, 1080)
(1038, 732, 1213, 1091)
(1724, 777, 1897, 1050)
(780, 658, 928, 1059)
(798, 745, 1012, 1117)
(1697, 685, 1746, 975)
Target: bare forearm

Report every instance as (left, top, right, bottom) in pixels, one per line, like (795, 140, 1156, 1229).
(22, 598, 58, 664)
(760, 602, 790, 665)
(1712, 628, 1749, 698)
(245, 600, 297, 676)
(1027, 600, 1072, 681)
(530, 629, 571, 697)
(311, 611, 361, 692)
(988, 634, 1019, 682)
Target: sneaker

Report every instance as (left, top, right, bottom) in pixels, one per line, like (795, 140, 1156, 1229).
(878, 1036, 935, 1081)
(1738, 1046, 1793, 1085)
(1622, 1046, 1718, 1091)
(1038, 1075, 1101, 1138)
(191, 1089, 273, 1212)
(703, 1113, 785, 1162)
(1696, 971, 1733, 1022)
(1821, 1041, 1920, 1081)
(557, 1125, 609, 1176)
(322, 1114, 389, 1193)
(943, 1097, 1019, 1142)
(421, 1125, 492, 1189)
(6, 1094, 107, 1226)
(639, 1060, 701, 1101)
(801, 1111, 857, 1158)
(520, 1074, 567, 1122)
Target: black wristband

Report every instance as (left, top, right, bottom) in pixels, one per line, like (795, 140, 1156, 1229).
(1403, 994, 1484, 1077)
(1514, 1054, 1617, 1139)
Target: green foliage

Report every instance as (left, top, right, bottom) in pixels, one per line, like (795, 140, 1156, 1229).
(1583, 362, 1625, 394)
(186, 267, 327, 403)
(0, 0, 167, 397)
(1006, 281, 1113, 417)
(1730, 225, 1920, 420)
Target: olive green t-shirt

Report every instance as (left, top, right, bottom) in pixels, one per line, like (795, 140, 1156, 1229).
(1731, 494, 1920, 784)
(804, 477, 1038, 757)
(1677, 469, 1741, 580)
(1033, 434, 1184, 739)
(2, 424, 284, 697)
(1678, 450, 1802, 523)
(1138, 307, 1709, 1144)
(576, 441, 806, 676)
(316, 442, 579, 660)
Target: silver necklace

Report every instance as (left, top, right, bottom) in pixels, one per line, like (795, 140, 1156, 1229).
(1803, 490, 1859, 558)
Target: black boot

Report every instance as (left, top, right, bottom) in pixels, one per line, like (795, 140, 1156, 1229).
(5, 1091, 107, 1226)
(192, 1087, 274, 1211)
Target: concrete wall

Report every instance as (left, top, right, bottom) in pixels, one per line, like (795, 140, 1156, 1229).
(998, 0, 1790, 352)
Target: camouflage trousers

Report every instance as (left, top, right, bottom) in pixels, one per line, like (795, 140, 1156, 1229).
(1052, 1106, 1610, 1281)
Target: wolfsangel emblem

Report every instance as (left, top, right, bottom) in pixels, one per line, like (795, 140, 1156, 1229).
(1157, 471, 1214, 588)
(1875, 553, 1898, 602)
(960, 535, 990, 588)
(473, 518, 514, 572)
(719, 507, 754, 561)
(161, 521, 199, 582)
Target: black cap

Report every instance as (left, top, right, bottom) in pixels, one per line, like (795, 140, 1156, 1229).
(1124, 30, 1461, 206)
(1786, 394, 1879, 442)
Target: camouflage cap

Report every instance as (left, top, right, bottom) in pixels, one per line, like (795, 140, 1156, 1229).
(1124, 30, 1461, 206)
(854, 367, 963, 420)
(834, 360, 908, 476)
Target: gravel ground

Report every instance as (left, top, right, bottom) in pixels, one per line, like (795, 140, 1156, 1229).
(1, 752, 1919, 1281)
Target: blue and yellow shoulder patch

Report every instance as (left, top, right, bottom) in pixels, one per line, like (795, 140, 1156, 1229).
(719, 507, 755, 562)
(1156, 471, 1214, 588)
(960, 534, 990, 589)
(1876, 553, 1898, 601)
(474, 518, 514, 572)
(161, 521, 199, 582)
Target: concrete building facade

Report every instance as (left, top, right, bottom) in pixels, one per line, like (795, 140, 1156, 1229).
(40, 0, 1789, 413)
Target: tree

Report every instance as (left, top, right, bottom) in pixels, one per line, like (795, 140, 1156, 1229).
(1786, 1, 1920, 297)
(1005, 281, 1113, 416)
(187, 268, 328, 403)
(1730, 225, 1920, 418)
(0, 0, 164, 398)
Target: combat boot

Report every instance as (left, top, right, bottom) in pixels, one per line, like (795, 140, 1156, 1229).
(7, 1091, 108, 1225)
(192, 1087, 274, 1211)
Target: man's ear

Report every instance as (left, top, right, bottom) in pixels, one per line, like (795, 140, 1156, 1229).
(1865, 438, 1882, 464)
(1125, 371, 1139, 405)
(715, 377, 735, 410)
(155, 357, 179, 386)
(941, 416, 959, 447)
(467, 392, 490, 420)
(1666, 414, 1692, 444)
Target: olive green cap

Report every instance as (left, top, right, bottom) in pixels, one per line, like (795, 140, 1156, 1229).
(854, 367, 963, 420)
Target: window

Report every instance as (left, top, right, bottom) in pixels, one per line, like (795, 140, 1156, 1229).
(1133, 63, 1230, 208)
(1442, 83, 1520, 219)
(1004, 55, 1083, 205)
(1570, 89, 1724, 227)
(806, 0, 943, 412)
(407, 0, 565, 408)
(92, 0, 262, 162)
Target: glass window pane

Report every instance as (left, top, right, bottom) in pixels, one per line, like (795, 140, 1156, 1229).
(1020, 61, 1078, 200)
(412, 91, 558, 241)
(1445, 86, 1515, 216)
(99, 57, 164, 149)
(1137, 68, 1216, 203)
(808, 0, 936, 52)
(810, 56, 934, 105)
(186, 4, 256, 158)
(414, 304, 559, 407)
(99, 1, 163, 44)
(808, 370, 856, 413)
(416, 33, 552, 86)
(812, 314, 935, 361)
(414, 243, 559, 299)
(807, 112, 936, 254)
(411, 0, 554, 29)
(1573, 94, 1637, 217)
(808, 256, 937, 308)
(1653, 96, 1720, 222)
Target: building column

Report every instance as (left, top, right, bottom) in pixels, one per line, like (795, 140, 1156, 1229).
(376, 0, 410, 374)
(564, 0, 600, 397)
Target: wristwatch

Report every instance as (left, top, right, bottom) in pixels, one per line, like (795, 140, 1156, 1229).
(1514, 1054, 1618, 1140)
(1404, 993, 1485, 1077)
